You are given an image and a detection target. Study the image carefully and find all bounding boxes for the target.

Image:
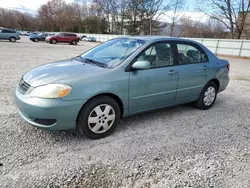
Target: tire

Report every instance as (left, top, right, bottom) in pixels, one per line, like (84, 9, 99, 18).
(195, 81, 218, 110)
(34, 38, 39, 42)
(71, 40, 77, 45)
(51, 39, 57, 44)
(77, 96, 121, 139)
(9, 37, 16, 42)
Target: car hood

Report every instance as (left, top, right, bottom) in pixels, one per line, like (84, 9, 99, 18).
(23, 58, 108, 87)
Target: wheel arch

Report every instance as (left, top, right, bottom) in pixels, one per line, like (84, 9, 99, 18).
(208, 78, 220, 91)
(51, 38, 57, 43)
(9, 36, 16, 40)
(77, 93, 124, 122)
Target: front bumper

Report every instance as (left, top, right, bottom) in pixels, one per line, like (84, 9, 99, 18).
(14, 87, 86, 131)
(29, 38, 37, 42)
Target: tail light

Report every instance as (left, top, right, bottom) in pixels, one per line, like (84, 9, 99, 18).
(227, 64, 230, 70)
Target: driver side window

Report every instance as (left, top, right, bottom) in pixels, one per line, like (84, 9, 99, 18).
(137, 42, 173, 69)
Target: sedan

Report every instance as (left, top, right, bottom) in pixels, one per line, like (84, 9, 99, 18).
(14, 37, 229, 139)
(29, 33, 48, 42)
(83, 37, 96, 42)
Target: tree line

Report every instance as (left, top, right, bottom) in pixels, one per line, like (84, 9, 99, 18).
(0, 0, 249, 39)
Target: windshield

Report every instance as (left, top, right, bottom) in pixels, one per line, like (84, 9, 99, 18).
(80, 38, 146, 67)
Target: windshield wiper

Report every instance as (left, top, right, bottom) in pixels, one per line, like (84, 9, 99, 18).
(75, 56, 106, 68)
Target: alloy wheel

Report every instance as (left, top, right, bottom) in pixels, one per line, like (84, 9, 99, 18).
(203, 86, 216, 106)
(10, 37, 16, 42)
(88, 104, 116, 134)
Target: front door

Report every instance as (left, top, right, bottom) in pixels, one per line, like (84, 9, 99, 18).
(129, 42, 178, 113)
(175, 42, 209, 103)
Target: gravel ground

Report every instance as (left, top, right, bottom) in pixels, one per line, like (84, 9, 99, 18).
(0, 37, 250, 188)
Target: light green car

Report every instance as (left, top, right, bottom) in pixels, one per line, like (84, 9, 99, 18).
(14, 37, 229, 139)
(0, 28, 20, 42)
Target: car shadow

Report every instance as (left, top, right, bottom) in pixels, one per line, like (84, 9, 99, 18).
(25, 97, 227, 144)
(0, 41, 20, 43)
(47, 103, 195, 141)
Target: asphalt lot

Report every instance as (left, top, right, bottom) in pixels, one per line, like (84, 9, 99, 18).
(0, 36, 250, 187)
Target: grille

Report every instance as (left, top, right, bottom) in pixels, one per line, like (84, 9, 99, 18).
(19, 78, 30, 93)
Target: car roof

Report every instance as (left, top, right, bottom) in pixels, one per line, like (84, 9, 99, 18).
(60, 32, 76, 35)
(1, 28, 15, 31)
(118, 36, 197, 43)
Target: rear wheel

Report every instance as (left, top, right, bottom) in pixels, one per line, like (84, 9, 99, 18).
(34, 38, 39, 42)
(9, 37, 16, 42)
(51, 39, 57, 44)
(77, 96, 121, 139)
(195, 82, 218, 110)
(71, 40, 77, 45)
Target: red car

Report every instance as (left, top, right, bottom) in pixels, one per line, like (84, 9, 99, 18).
(45, 33, 79, 45)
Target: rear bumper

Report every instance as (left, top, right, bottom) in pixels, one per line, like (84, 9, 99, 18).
(218, 77, 229, 93)
(14, 87, 86, 131)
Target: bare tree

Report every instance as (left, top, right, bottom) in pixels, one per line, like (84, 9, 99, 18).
(141, 0, 174, 35)
(179, 16, 227, 38)
(197, 0, 250, 39)
(169, 0, 185, 36)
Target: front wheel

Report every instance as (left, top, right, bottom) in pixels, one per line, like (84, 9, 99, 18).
(34, 38, 39, 42)
(195, 82, 218, 110)
(9, 37, 16, 42)
(51, 39, 57, 44)
(77, 96, 121, 139)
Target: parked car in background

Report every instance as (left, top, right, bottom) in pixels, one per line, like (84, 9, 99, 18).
(15, 37, 229, 139)
(82, 37, 96, 42)
(29, 33, 48, 42)
(48, 33, 55, 36)
(24, 31, 31, 36)
(19, 31, 26, 36)
(45, 33, 78, 45)
(0, 28, 20, 42)
(30, 32, 38, 36)
(80, 35, 87, 40)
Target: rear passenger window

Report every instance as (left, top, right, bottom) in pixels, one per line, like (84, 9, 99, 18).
(137, 42, 174, 68)
(177, 44, 208, 64)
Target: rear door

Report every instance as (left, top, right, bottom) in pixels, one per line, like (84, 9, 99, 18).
(175, 42, 209, 103)
(129, 41, 178, 113)
(68, 34, 76, 42)
(57, 33, 65, 42)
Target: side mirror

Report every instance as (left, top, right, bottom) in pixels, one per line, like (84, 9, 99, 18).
(132, 60, 150, 70)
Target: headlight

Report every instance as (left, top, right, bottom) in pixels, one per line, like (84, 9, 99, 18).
(30, 84, 71, 98)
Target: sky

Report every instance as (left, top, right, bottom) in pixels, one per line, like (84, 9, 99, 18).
(0, 0, 73, 10)
(0, 0, 208, 22)
(0, 0, 196, 11)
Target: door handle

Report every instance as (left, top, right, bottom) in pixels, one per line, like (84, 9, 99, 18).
(168, 70, 177, 75)
(202, 65, 208, 70)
